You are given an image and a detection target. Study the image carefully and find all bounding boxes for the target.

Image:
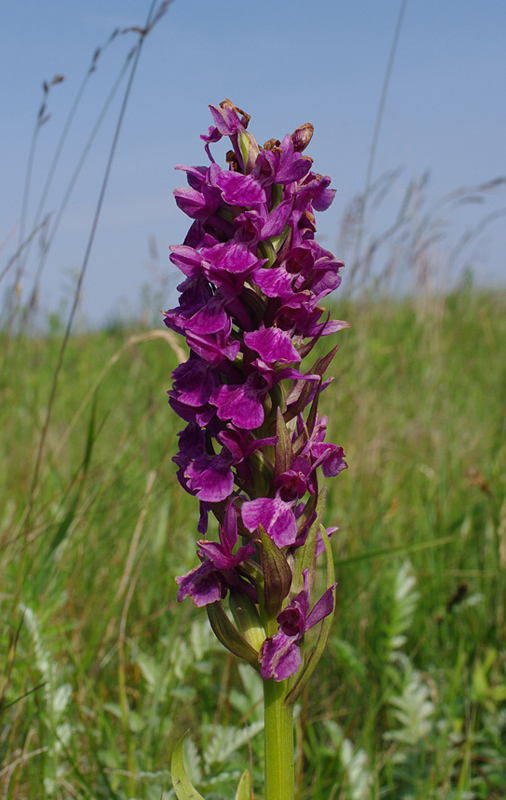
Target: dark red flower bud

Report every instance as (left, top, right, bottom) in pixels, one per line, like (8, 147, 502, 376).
(291, 123, 314, 153)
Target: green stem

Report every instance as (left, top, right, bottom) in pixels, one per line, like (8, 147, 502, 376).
(263, 676, 295, 800)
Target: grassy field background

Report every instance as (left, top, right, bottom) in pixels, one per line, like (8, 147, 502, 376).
(1, 287, 505, 799)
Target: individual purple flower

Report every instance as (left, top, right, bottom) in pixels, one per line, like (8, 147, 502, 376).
(297, 413, 348, 478)
(215, 170, 267, 206)
(275, 454, 314, 500)
(176, 501, 256, 606)
(241, 495, 298, 547)
(217, 426, 277, 484)
(243, 325, 301, 366)
(260, 571, 337, 680)
(211, 372, 270, 430)
(184, 325, 241, 367)
(184, 449, 235, 503)
(171, 358, 216, 408)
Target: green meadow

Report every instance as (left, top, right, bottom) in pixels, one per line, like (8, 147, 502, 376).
(1, 288, 505, 799)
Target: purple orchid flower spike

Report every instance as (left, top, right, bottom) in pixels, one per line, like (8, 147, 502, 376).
(167, 99, 348, 688)
(169, 99, 350, 800)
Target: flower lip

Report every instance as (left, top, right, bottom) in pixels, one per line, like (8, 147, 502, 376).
(241, 495, 298, 548)
(244, 325, 301, 366)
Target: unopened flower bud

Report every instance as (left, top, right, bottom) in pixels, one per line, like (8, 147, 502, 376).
(291, 123, 314, 153)
(237, 129, 261, 174)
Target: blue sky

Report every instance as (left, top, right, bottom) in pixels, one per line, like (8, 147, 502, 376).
(1, 0, 505, 325)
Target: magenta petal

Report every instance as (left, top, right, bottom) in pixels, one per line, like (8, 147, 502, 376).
(221, 499, 238, 553)
(323, 451, 348, 477)
(198, 503, 209, 534)
(314, 443, 348, 478)
(253, 265, 294, 300)
(203, 241, 260, 275)
(197, 541, 231, 569)
(233, 541, 256, 563)
(260, 632, 302, 681)
(169, 395, 216, 427)
(200, 124, 222, 145)
(175, 275, 213, 316)
(261, 198, 292, 238)
(185, 328, 240, 366)
(216, 426, 250, 462)
(175, 163, 208, 189)
(212, 385, 263, 429)
(305, 585, 337, 630)
(186, 293, 229, 335)
(173, 187, 208, 219)
(218, 426, 277, 462)
(172, 359, 215, 407)
(216, 170, 266, 206)
(311, 178, 336, 211)
(169, 245, 203, 277)
(208, 103, 244, 136)
(212, 373, 268, 430)
(275, 135, 312, 184)
(296, 173, 335, 212)
(173, 185, 220, 220)
(244, 325, 301, 365)
(275, 469, 310, 500)
(277, 595, 308, 637)
(175, 561, 223, 607)
(185, 453, 234, 502)
(241, 496, 297, 547)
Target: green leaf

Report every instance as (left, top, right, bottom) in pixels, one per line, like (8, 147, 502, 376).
(206, 602, 261, 672)
(234, 768, 252, 800)
(286, 524, 336, 705)
(171, 731, 207, 800)
(83, 388, 99, 475)
(258, 524, 292, 616)
(273, 407, 293, 481)
(47, 493, 80, 558)
(304, 378, 322, 437)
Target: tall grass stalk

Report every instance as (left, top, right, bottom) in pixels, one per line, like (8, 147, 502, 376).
(352, 0, 408, 276)
(14, 2, 172, 603)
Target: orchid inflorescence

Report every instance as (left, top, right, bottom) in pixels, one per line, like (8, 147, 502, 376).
(165, 99, 349, 691)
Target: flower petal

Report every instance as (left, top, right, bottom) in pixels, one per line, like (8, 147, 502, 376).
(244, 325, 301, 365)
(260, 631, 302, 680)
(175, 561, 223, 607)
(241, 496, 298, 547)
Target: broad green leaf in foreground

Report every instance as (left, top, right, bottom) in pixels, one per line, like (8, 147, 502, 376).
(171, 731, 207, 800)
(234, 768, 252, 800)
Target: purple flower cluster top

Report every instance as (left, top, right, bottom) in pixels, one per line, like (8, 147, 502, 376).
(166, 100, 348, 683)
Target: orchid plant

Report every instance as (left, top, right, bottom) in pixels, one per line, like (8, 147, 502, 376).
(165, 99, 349, 800)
